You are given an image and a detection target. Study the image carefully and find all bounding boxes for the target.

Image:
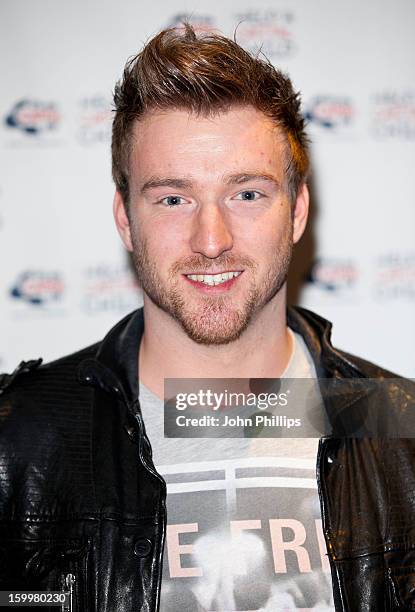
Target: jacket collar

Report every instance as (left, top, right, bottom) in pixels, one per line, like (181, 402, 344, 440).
(78, 305, 367, 407)
(287, 306, 367, 379)
(78, 308, 144, 407)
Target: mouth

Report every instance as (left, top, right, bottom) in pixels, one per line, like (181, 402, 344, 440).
(183, 270, 243, 290)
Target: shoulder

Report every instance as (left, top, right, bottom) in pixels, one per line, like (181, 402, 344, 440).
(335, 348, 401, 379)
(0, 344, 102, 519)
(288, 305, 411, 382)
(0, 342, 99, 399)
(0, 343, 100, 438)
(0, 341, 100, 453)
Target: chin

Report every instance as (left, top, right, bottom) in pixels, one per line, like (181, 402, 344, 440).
(176, 306, 252, 346)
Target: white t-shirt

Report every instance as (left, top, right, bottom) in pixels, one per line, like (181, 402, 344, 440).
(139, 330, 334, 611)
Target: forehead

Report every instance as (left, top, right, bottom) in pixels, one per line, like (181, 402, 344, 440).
(129, 105, 288, 184)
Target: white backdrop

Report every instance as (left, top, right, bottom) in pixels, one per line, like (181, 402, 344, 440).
(1, 0, 414, 376)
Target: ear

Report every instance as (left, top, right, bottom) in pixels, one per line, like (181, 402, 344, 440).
(113, 191, 133, 252)
(292, 183, 309, 245)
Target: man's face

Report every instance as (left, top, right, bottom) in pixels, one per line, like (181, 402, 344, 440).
(114, 105, 308, 345)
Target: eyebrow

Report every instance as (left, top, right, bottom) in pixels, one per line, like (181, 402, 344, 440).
(226, 173, 281, 188)
(139, 172, 281, 194)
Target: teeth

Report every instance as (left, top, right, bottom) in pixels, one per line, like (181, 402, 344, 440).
(186, 271, 241, 286)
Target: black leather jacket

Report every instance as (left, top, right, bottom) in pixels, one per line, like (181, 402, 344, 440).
(0, 306, 414, 611)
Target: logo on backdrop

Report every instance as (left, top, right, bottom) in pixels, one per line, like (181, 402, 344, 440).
(10, 271, 64, 306)
(166, 13, 216, 31)
(371, 91, 415, 140)
(305, 257, 358, 293)
(81, 263, 141, 314)
(233, 9, 296, 58)
(78, 95, 112, 145)
(373, 252, 415, 300)
(304, 96, 354, 131)
(4, 99, 60, 135)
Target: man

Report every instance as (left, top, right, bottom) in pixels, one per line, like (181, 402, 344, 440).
(0, 24, 414, 612)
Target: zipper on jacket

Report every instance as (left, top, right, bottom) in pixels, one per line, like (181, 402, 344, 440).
(131, 398, 167, 489)
(133, 399, 167, 612)
(60, 573, 76, 612)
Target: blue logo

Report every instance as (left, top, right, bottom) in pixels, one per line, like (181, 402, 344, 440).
(306, 258, 357, 292)
(10, 271, 64, 305)
(304, 96, 354, 130)
(4, 99, 60, 135)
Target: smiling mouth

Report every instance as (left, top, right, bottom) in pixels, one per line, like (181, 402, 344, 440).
(184, 271, 242, 287)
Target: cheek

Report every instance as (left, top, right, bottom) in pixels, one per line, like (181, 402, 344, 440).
(237, 220, 290, 258)
(136, 217, 190, 268)
(232, 202, 291, 238)
(266, 209, 293, 246)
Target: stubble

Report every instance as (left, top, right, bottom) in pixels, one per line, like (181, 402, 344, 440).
(130, 227, 293, 345)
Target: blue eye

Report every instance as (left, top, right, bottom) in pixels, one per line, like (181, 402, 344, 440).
(234, 190, 262, 201)
(160, 195, 185, 207)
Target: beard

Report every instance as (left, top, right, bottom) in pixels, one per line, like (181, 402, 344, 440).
(130, 226, 293, 346)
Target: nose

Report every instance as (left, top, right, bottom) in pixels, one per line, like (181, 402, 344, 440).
(189, 203, 233, 259)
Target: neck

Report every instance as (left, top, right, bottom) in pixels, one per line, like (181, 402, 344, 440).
(138, 287, 292, 399)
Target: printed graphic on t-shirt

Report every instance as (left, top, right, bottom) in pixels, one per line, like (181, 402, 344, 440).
(158, 455, 334, 611)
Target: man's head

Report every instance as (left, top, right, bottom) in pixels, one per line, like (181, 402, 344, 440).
(112, 23, 309, 209)
(112, 25, 310, 345)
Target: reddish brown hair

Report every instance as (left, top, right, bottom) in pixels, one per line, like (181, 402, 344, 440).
(112, 24, 309, 206)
